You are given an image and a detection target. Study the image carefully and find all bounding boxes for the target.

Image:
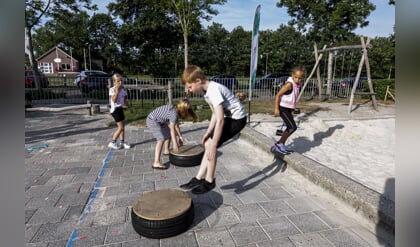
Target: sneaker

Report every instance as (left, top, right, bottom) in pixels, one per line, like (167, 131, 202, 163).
(191, 178, 216, 194)
(180, 177, 203, 190)
(273, 142, 291, 155)
(108, 142, 121, 150)
(119, 142, 131, 149)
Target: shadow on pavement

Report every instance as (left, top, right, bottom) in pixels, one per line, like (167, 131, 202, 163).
(189, 191, 223, 228)
(220, 158, 286, 194)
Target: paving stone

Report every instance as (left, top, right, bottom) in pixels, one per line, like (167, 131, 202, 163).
(26, 224, 42, 243)
(258, 200, 295, 217)
(27, 206, 67, 225)
(129, 181, 155, 194)
(56, 192, 90, 207)
(30, 222, 75, 243)
(69, 225, 108, 247)
(285, 197, 323, 213)
(104, 222, 141, 244)
(66, 167, 91, 175)
(62, 205, 85, 222)
(314, 209, 359, 228)
(258, 216, 301, 240)
(195, 228, 236, 247)
(256, 237, 296, 247)
(260, 186, 293, 200)
(236, 189, 270, 204)
(288, 232, 334, 246)
(103, 185, 130, 197)
(205, 205, 241, 227)
(25, 194, 62, 210)
(26, 209, 37, 224)
(121, 239, 159, 247)
(92, 207, 127, 226)
(160, 231, 198, 247)
(319, 228, 369, 247)
(25, 185, 56, 199)
(228, 221, 269, 246)
(287, 212, 331, 233)
(233, 203, 269, 222)
(154, 178, 180, 190)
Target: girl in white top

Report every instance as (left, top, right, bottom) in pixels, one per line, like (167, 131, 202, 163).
(180, 65, 247, 194)
(108, 73, 131, 149)
(273, 66, 305, 154)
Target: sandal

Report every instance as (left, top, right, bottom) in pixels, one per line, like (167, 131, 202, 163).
(152, 165, 169, 170)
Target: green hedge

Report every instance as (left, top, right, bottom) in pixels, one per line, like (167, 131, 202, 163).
(362, 79, 395, 100)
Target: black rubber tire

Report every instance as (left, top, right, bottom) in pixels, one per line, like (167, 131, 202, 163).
(169, 146, 204, 167)
(131, 201, 194, 239)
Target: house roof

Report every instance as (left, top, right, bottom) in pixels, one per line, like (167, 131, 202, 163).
(36, 46, 79, 62)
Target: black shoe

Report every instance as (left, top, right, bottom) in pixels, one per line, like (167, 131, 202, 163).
(191, 178, 216, 194)
(180, 177, 203, 190)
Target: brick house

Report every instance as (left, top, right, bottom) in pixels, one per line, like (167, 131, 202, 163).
(36, 46, 79, 74)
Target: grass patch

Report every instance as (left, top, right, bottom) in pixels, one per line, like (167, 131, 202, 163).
(113, 99, 336, 127)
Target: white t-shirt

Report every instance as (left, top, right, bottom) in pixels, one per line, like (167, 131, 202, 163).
(204, 81, 247, 119)
(109, 87, 127, 113)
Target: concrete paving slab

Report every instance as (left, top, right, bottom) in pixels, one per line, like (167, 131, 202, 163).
(25, 108, 394, 246)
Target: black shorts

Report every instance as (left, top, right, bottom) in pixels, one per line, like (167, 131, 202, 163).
(209, 117, 247, 148)
(111, 107, 125, 122)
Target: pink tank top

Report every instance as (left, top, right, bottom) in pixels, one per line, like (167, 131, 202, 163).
(279, 77, 299, 109)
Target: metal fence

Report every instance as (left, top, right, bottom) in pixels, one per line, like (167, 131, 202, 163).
(25, 75, 360, 106)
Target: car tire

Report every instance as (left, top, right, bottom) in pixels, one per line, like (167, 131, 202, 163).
(131, 189, 194, 239)
(169, 145, 204, 167)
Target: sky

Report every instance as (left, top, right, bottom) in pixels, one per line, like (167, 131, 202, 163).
(93, 0, 395, 38)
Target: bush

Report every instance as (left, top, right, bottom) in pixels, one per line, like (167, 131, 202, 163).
(362, 79, 395, 100)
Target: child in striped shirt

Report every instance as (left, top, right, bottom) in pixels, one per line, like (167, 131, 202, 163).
(146, 99, 197, 169)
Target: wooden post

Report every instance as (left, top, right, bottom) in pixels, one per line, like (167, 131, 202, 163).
(326, 51, 333, 96)
(297, 45, 327, 103)
(168, 80, 173, 105)
(87, 100, 92, 116)
(348, 37, 371, 114)
(361, 37, 378, 111)
(314, 43, 322, 98)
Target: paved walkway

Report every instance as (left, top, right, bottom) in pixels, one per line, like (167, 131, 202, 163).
(25, 105, 394, 247)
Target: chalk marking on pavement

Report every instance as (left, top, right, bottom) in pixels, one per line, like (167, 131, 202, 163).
(65, 149, 113, 247)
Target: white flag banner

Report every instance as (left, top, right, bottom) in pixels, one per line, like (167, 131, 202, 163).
(248, 5, 261, 101)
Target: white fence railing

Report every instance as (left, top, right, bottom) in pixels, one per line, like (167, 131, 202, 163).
(25, 76, 362, 106)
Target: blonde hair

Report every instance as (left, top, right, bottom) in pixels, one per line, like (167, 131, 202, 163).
(235, 92, 246, 102)
(112, 73, 123, 86)
(176, 98, 197, 121)
(182, 65, 206, 85)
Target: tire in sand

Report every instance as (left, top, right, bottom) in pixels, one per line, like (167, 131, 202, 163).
(169, 144, 204, 167)
(131, 189, 194, 239)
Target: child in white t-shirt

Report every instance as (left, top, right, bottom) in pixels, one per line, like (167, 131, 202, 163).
(180, 65, 247, 194)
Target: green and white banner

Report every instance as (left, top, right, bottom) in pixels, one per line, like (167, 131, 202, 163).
(248, 4, 261, 101)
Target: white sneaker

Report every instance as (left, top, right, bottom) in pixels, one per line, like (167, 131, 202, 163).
(108, 142, 120, 149)
(119, 142, 131, 149)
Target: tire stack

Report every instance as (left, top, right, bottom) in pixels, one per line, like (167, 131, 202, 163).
(131, 189, 194, 239)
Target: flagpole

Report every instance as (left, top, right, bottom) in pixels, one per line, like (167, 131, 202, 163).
(248, 5, 261, 126)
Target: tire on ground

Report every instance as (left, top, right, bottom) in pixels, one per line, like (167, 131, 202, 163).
(131, 189, 194, 239)
(169, 144, 204, 167)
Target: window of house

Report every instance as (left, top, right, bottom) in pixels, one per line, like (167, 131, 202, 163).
(61, 63, 71, 70)
(39, 62, 53, 74)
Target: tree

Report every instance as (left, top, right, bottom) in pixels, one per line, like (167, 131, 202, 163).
(276, 0, 375, 44)
(25, 0, 94, 86)
(168, 0, 227, 68)
(108, 0, 182, 77)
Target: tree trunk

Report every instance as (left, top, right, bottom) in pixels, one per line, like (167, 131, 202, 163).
(25, 26, 40, 89)
(183, 32, 188, 68)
